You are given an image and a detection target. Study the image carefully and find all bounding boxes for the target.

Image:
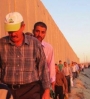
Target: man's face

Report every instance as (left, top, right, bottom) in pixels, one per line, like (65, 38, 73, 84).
(8, 24, 25, 43)
(33, 26, 47, 42)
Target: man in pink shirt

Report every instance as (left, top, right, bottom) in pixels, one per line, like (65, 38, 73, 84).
(33, 22, 55, 93)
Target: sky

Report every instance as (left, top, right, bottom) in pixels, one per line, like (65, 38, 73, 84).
(41, 0, 90, 63)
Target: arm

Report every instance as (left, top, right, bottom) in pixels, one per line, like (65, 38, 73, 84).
(42, 89, 50, 99)
(37, 43, 50, 99)
(51, 81, 55, 91)
(47, 46, 55, 90)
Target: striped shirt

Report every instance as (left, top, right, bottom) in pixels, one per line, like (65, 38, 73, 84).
(0, 34, 50, 89)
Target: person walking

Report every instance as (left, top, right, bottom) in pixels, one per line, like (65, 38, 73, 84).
(62, 62, 72, 93)
(32, 21, 55, 91)
(54, 64, 68, 99)
(58, 60, 63, 71)
(0, 12, 50, 99)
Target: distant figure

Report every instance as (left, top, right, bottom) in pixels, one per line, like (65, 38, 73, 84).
(55, 64, 68, 99)
(58, 60, 63, 71)
(62, 62, 72, 93)
(81, 64, 84, 72)
(75, 62, 79, 77)
(71, 62, 77, 79)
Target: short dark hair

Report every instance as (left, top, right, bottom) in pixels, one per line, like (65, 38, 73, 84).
(59, 60, 61, 62)
(55, 63, 57, 65)
(33, 22, 47, 30)
(64, 62, 67, 64)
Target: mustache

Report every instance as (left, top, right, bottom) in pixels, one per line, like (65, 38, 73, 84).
(11, 36, 18, 38)
(37, 36, 42, 39)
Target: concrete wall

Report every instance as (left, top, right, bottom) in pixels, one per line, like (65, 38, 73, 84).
(0, 0, 79, 63)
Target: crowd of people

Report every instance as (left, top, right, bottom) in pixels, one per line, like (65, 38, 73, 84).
(54, 60, 90, 99)
(0, 12, 89, 99)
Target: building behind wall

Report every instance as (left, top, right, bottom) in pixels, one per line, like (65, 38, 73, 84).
(0, 0, 79, 63)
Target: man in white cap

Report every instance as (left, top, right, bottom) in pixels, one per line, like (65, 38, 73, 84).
(0, 12, 50, 99)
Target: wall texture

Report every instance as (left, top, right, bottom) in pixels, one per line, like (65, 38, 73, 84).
(0, 0, 79, 63)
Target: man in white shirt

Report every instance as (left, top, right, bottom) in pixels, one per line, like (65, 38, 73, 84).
(62, 62, 72, 93)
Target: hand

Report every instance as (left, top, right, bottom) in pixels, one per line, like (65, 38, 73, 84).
(42, 89, 50, 99)
(50, 89, 55, 98)
(65, 89, 68, 94)
(51, 81, 55, 91)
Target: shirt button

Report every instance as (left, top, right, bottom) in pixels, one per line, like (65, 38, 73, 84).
(17, 65, 19, 66)
(17, 56, 19, 57)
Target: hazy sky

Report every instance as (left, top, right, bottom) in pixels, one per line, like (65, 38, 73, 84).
(41, 0, 90, 63)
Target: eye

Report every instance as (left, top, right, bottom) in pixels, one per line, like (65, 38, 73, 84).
(42, 31, 45, 34)
(35, 30, 39, 32)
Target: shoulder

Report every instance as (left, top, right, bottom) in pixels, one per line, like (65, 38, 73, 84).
(0, 36, 9, 40)
(57, 72, 64, 77)
(0, 36, 9, 44)
(25, 33, 40, 43)
(42, 41, 53, 49)
(25, 32, 33, 36)
(25, 33, 42, 48)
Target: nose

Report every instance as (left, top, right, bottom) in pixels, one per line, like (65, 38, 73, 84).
(38, 31, 42, 36)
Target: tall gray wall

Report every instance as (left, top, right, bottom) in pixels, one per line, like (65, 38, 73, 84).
(0, 0, 79, 63)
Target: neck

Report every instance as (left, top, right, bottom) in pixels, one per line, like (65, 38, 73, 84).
(15, 35, 24, 46)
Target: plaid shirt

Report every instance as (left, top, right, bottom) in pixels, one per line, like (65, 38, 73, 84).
(0, 34, 50, 89)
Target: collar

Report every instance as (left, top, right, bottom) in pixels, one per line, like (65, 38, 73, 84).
(7, 33, 30, 46)
(41, 41, 45, 48)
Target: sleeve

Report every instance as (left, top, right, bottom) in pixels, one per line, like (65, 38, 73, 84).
(37, 43, 50, 90)
(48, 47, 55, 83)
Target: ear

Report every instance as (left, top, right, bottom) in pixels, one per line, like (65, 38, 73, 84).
(21, 24, 25, 31)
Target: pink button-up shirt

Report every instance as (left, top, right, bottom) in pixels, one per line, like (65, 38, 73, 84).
(42, 41, 55, 83)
